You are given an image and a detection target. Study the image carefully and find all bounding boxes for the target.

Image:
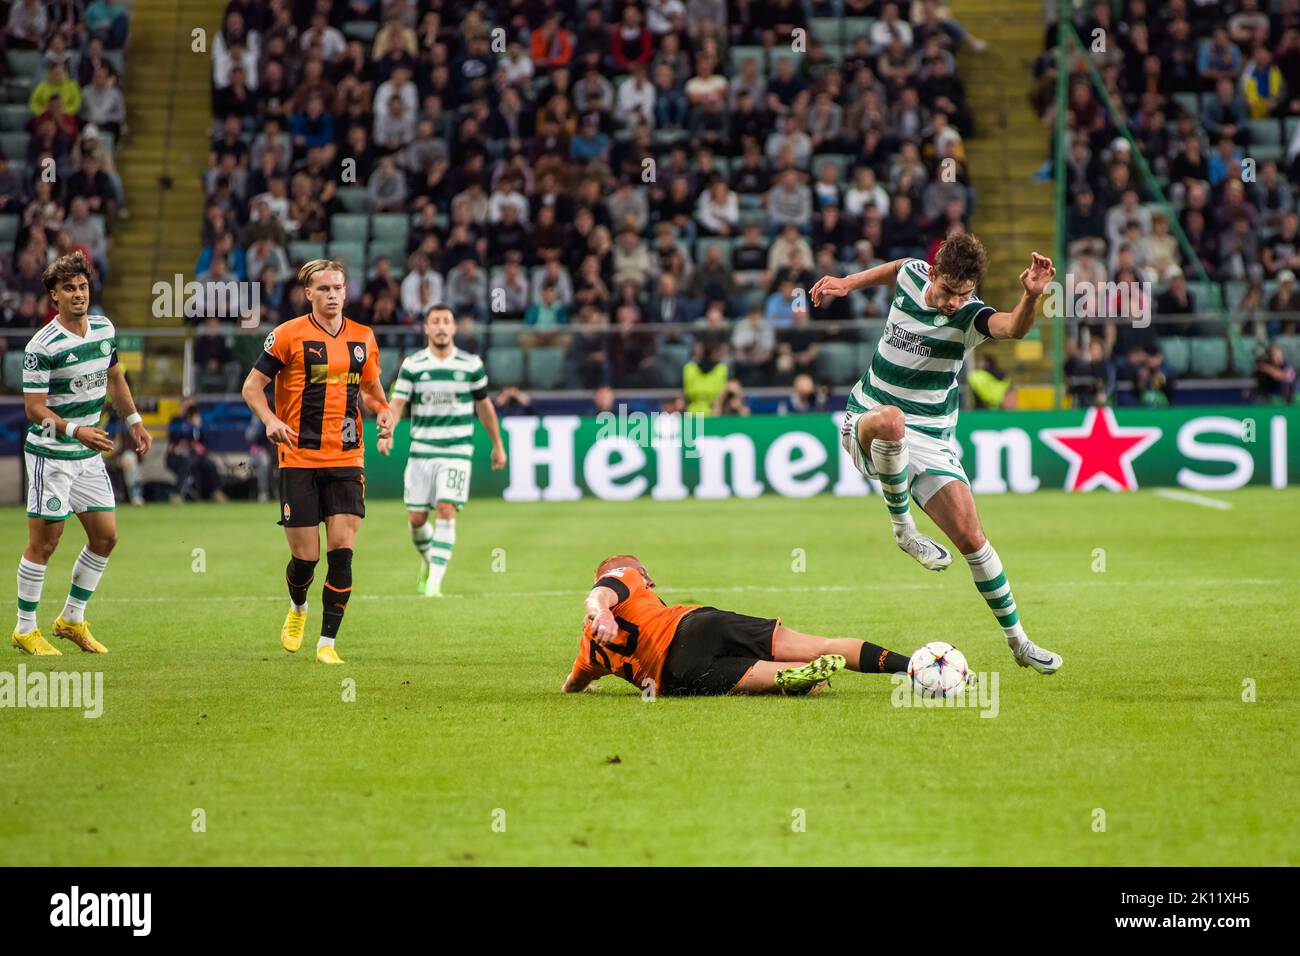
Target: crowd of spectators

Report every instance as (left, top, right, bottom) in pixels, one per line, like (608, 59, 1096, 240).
(0, 0, 129, 375)
(1037, 0, 1300, 406)
(197, 0, 982, 400)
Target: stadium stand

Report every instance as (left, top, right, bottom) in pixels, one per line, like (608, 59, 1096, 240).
(1037, 0, 1300, 407)
(193, 0, 983, 407)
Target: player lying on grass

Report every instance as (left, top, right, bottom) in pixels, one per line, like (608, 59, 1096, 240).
(13, 252, 152, 656)
(810, 234, 1062, 675)
(562, 555, 912, 696)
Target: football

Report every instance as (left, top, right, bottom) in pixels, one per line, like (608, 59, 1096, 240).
(907, 642, 972, 699)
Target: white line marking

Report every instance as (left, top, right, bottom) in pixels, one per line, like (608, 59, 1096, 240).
(1154, 489, 1233, 510)
(91, 577, 1284, 604)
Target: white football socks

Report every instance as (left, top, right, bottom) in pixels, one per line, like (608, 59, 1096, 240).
(963, 541, 1028, 649)
(870, 438, 915, 537)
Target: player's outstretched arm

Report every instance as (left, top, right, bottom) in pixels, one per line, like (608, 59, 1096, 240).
(984, 252, 1055, 340)
(584, 584, 620, 643)
(809, 258, 907, 306)
(475, 397, 507, 470)
(106, 365, 152, 455)
(241, 368, 297, 445)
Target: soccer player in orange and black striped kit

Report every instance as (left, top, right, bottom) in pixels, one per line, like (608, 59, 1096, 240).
(563, 555, 914, 696)
(241, 260, 395, 663)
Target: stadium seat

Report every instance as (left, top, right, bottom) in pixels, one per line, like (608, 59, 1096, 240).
(769, 48, 800, 73)
(810, 18, 843, 45)
(841, 17, 875, 43)
(0, 104, 27, 131)
(378, 348, 402, 387)
(487, 347, 525, 387)
(694, 237, 731, 266)
(1228, 337, 1257, 376)
(1172, 92, 1200, 117)
(812, 154, 852, 180)
(1275, 335, 1300, 368)
(1286, 116, 1300, 143)
(342, 20, 379, 42)
(1223, 281, 1251, 311)
(489, 324, 520, 347)
(1161, 337, 1192, 376)
(822, 43, 845, 64)
(103, 51, 125, 75)
(1251, 144, 1284, 163)
(288, 241, 326, 265)
(4, 50, 41, 79)
(335, 187, 369, 212)
(330, 213, 369, 243)
(368, 240, 408, 270)
(729, 45, 767, 73)
(856, 341, 878, 373)
(1249, 119, 1282, 146)
(0, 132, 29, 159)
(370, 214, 409, 242)
(816, 342, 859, 386)
(2, 350, 26, 390)
(325, 240, 365, 272)
(1189, 337, 1228, 377)
(0, 215, 18, 244)
(526, 348, 567, 389)
(656, 343, 692, 387)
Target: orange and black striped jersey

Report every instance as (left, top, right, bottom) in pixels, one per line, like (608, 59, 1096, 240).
(254, 314, 382, 468)
(570, 567, 699, 691)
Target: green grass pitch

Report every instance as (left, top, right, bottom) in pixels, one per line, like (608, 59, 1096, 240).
(0, 488, 1296, 866)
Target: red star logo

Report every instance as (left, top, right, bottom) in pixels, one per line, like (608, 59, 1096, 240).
(1039, 407, 1162, 492)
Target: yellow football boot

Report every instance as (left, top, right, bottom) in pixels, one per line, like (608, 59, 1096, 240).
(52, 615, 107, 653)
(316, 644, 344, 665)
(280, 608, 308, 653)
(11, 627, 60, 656)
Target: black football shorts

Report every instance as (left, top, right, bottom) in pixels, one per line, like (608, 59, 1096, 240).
(278, 466, 366, 527)
(660, 607, 780, 696)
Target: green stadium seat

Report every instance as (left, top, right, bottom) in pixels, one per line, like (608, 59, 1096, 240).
(330, 213, 369, 242)
(0, 132, 29, 159)
(821, 43, 845, 64)
(817, 342, 859, 386)
(3, 350, 26, 390)
(325, 240, 365, 272)
(102, 51, 124, 75)
(526, 347, 567, 389)
(812, 153, 852, 180)
(856, 341, 878, 372)
(1251, 144, 1285, 163)
(342, 20, 379, 42)
(1275, 334, 1300, 368)
(288, 241, 326, 265)
(335, 187, 369, 212)
(489, 324, 520, 347)
(1189, 337, 1228, 377)
(769, 48, 800, 72)
(5, 50, 41, 79)
(1161, 337, 1192, 376)
(368, 239, 408, 269)
(729, 45, 767, 73)
(1223, 280, 1251, 311)
(657, 343, 692, 387)
(1249, 119, 1282, 145)
(737, 207, 766, 229)
(378, 348, 402, 388)
(0, 214, 18, 244)
(370, 213, 409, 242)
(1229, 337, 1258, 376)
(810, 18, 843, 45)
(841, 18, 875, 43)
(0, 104, 27, 131)
(694, 237, 731, 266)
(1286, 116, 1300, 143)
(1172, 92, 1200, 118)
(487, 347, 525, 387)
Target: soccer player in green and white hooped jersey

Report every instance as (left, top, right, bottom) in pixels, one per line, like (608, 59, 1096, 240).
(810, 233, 1064, 675)
(12, 252, 153, 656)
(379, 304, 507, 596)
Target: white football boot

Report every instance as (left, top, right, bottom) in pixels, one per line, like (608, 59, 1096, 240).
(896, 531, 953, 572)
(1013, 638, 1063, 675)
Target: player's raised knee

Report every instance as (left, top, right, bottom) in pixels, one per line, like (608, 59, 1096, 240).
(861, 405, 905, 443)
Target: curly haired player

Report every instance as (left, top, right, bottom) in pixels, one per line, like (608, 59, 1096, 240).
(811, 235, 1063, 675)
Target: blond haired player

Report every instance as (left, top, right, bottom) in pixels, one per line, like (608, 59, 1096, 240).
(241, 260, 395, 663)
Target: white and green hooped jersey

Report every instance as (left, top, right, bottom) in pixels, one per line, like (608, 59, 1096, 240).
(390, 348, 488, 460)
(22, 315, 117, 460)
(845, 258, 995, 440)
